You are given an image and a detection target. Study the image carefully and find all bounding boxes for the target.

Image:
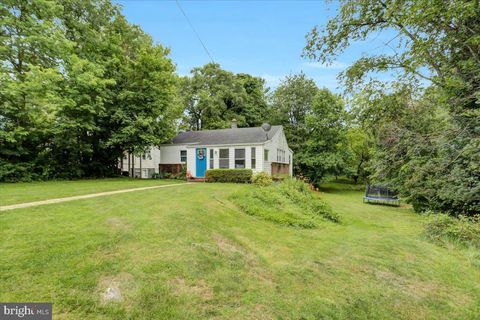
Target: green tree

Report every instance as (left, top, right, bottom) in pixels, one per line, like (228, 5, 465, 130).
(304, 0, 480, 215)
(0, 0, 71, 180)
(181, 63, 269, 130)
(0, 0, 180, 180)
(346, 126, 373, 184)
(298, 89, 349, 185)
(270, 73, 319, 173)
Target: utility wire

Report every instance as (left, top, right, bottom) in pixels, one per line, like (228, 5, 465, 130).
(175, 0, 215, 63)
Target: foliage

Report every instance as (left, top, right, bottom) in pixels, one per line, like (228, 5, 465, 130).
(231, 178, 338, 227)
(0, 0, 180, 181)
(270, 74, 350, 184)
(270, 73, 318, 173)
(205, 169, 253, 183)
(345, 126, 373, 184)
(251, 172, 273, 187)
(305, 0, 480, 216)
(297, 89, 349, 186)
(180, 63, 269, 130)
(424, 214, 480, 249)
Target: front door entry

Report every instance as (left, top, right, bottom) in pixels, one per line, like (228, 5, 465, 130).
(195, 148, 207, 177)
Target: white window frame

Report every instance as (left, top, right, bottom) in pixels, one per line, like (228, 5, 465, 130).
(235, 148, 246, 169)
(180, 150, 187, 163)
(219, 148, 229, 169)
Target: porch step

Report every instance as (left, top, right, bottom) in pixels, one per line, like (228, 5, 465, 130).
(188, 177, 206, 182)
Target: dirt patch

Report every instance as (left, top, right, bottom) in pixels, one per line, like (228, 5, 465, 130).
(97, 272, 136, 304)
(358, 266, 472, 304)
(373, 270, 439, 299)
(213, 234, 244, 255)
(168, 277, 213, 301)
(106, 217, 129, 230)
(213, 234, 275, 287)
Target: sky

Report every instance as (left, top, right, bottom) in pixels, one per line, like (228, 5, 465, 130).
(116, 1, 396, 92)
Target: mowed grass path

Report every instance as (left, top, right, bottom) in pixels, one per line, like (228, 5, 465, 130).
(0, 178, 184, 205)
(1, 181, 479, 319)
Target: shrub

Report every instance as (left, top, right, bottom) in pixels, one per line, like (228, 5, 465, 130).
(205, 169, 252, 183)
(424, 213, 480, 248)
(251, 172, 273, 186)
(230, 178, 339, 228)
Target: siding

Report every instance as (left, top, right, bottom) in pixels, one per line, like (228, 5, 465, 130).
(263, 127, 292, 176)
(160, 145, 187, 164)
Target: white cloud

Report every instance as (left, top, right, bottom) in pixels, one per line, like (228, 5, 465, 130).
(259, 74, 283, 88)
(303, 61, 349, 69)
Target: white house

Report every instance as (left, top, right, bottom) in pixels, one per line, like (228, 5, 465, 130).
(120, 121, 293, 179)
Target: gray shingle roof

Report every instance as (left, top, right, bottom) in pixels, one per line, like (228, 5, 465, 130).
(171, 125, 281, 145)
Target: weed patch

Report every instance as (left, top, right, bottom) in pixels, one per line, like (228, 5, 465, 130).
(424, 214, 480, 249)
(230, 179, 338, 228)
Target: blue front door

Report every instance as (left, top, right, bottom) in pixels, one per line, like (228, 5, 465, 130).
(195, 148, 207, 177)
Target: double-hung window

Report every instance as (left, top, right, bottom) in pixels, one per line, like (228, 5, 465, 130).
(235, 148, 245, 168)
(180, 150, 187, 163)
(277, 149, 285, 163)
(209, 149, 214, 169)
(251, 147, 256, 169)
(264, 149, 269, 161)
(219, 149, 229, 169)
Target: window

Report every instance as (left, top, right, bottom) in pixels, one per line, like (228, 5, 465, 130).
(219, 148, 229, 169)
(180, 150, 187, 163)
(209, 149, 214, 169)
(251, 147, 256, 169)
(277, 149, 285, 163)
(143, 150, 152, 160)
(235, 148, 245, 168)
(264, 149, 269, 161)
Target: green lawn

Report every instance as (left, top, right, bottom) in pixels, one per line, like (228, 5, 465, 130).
(0, 178, 183, 206)
(1, 181, 479, 319)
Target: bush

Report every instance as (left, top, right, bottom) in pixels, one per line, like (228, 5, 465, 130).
(205, 169, 253, 183)
(251, 172, 273, 186)
(424, 213, 480, 248)
(230, 178, 339, 228)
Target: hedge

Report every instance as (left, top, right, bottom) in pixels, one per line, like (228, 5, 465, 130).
(205, 169, 253, 183)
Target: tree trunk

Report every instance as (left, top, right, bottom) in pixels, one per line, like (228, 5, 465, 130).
(128, 152, 131, 177)
(132, 154, 135, 178)
(140, 154, 143, 179)
(120, 154, 123, 174)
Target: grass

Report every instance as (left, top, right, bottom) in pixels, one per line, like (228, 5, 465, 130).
(1, 180, 479, 319)
(231, 178, 338, 227)
(0, 178, 184, 206)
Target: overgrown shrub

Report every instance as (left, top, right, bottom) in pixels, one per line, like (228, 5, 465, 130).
(205, 169, 252, 183)
(230, 178, 338, 228)
(251, 172, 273, 186)
(424, 213, 480, 248)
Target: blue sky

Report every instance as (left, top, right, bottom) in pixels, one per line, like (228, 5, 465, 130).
(116, 1, 396, 92)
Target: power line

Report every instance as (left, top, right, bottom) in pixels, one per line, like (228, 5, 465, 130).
(175, 0, 215, 64)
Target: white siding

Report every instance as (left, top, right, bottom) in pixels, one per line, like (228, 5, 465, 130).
(263, 127, 292, 176)
(160, 145, 187, 164)
(122, 127, 293, 178)
(119, 146, 161, 178)
(186, 147, 196, 177)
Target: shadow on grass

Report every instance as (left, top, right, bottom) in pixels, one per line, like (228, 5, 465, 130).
(319, 182, 366, 194)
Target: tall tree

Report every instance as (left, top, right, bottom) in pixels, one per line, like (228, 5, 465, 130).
(180, 63, 269, 130)
(298, 89, 348, 185)
(270, 73, 318, 173)
(0, 0, 180, 181)
(304, 0, 480, 215)
(0, 0, 71, 180)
